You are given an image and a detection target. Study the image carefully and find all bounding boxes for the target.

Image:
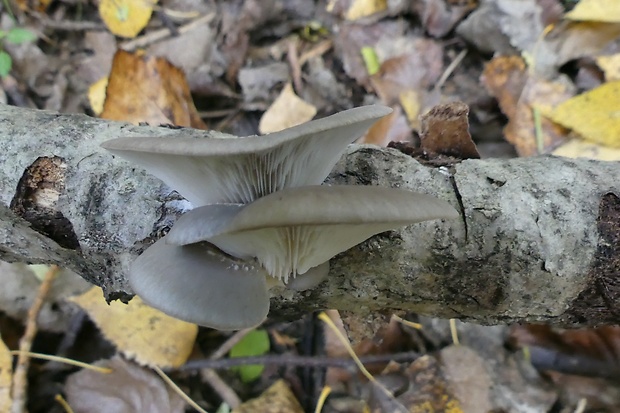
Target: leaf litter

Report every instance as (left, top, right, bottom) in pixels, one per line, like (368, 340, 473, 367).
(3, 0, 620, 411)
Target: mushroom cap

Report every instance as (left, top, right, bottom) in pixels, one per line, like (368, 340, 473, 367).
(129, 237, 269, 330)
(166, 185, 459, 280)
(101, 105, 392, 206)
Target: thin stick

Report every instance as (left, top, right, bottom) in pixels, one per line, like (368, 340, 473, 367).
(287, 38, 303, 94)
(153, 366, 209, 413)
(434, 49, 467, 91)
(121, 12, 215, 51)
(299, 40, 333, 66)
(314, 386, 331, 413)
(449, 319, 460, 346)
(178, 351, 421, 371)
(200, 328, 254, 408)
(392, 314, 422, 330)
(55, 394, 75, 413)
(9, 351, 112, 374)
(11, 265, 59, 413)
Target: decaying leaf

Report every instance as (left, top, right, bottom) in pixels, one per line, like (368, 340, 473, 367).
(596, 53, 620, 81)
(100, 50, 207, 128)
(0, 336, 11, 412)
(232, 380, 303, 413)
(544, 81, 620, 148)
(564, 0, 620, 23)
(419, 101, 480, 159)
(70, 286, 197, 368)
(258, 83, 317, 134)
(99, 0, 155, 38)
(88, 77, 108, 115)
(552, 139, 620, 161)
(482, 55, 573, 155)
(344, 0, 387, 21)
(65, 356, 185, 413)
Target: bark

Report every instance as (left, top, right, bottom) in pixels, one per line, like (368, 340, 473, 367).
(1, 104, 619, 326)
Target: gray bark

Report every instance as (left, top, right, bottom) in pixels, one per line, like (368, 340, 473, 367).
(1, 104, 619, 326)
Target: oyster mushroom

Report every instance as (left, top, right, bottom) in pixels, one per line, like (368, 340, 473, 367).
(101, 105, 392, 206)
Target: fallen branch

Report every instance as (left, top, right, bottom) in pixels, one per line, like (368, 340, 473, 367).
(0, 105, 618, 326)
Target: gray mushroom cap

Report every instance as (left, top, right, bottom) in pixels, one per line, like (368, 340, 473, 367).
(166, 185, 459, 281)
(101, 105, 392, 206)
(129, 238, 269, 330)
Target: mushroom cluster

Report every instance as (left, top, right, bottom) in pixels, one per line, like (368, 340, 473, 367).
(102, 106, 458, 330)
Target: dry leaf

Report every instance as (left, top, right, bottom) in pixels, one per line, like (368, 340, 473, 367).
(70, 286, 197, 368)
(564, 0, 620, 23)
(545, 81, 620, 148)
(0, 336, 12, 412)
(345, 0, 387, 20)
(258, 83, 317, 134)
(101, 50, 207, 129)
(419, 102, 480, 160)
(482, 55, 573, 155)
(232, 380, 304, 413)
(596, 54, 620, 81)
(552, 139, 620, 161)
(99, 0, 155, 38)
(65, 356, 185, 413)
(88, 77, 108, 115)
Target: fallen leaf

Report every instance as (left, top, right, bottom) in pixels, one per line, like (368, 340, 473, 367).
(415, 0, 477, 38)
(439, 346, 493, 413)
(552, 139, 620, 161)
(229, 329, 270, 383)
(544, 81, 620, 148)
(232, 380, 304, 413)
(345, 0, 387, 20)
(0, 336, 11, 412)
(99, 0, 155, 38)
(564, 0, 620, 23)
(65, 356, 185, 413)
(101, 50, 207, 128)
(596, 53, 620, 81)
(88, 77, 108, 115)
(258, 83, 317, 134)
(419, 102, 480, 160)
(70, 286, 197, 368)
(482, 55, 573, 155)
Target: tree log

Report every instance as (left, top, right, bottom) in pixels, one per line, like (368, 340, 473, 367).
(1, 104, 618, 326)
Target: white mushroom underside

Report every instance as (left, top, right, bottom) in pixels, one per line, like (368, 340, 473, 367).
(209, 223, 406, 282)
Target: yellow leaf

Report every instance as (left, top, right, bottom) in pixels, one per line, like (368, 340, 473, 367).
(70, 286, 197, 368)
(596, 54, 620, 81)
(259, 83, 317, 134)
(99, 0, 155, 38)
(345, 0, 387, 20)
(552, 139, 620, 161)
(564, 0, 620, 23)
(88, 77, 109, 115)
(0, 336, 12, 412)
(232, 380, 304, 413)
(544, 81, 620, 148)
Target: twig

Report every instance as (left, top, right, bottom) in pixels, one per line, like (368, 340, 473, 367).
(434, 49, 467, 91)
(32, 14, 106, 31)
(9, 351, 112, 374)
(121, 12, 215, 51)
(199, 328, 255, 408)
(287, 38, 303, 94)
(299, 40, 333, 66)
(153, 366, 209, 413)
(178, 351, 420, 372)
(10, 265, 60, 413)
(55, 394, 75, 413)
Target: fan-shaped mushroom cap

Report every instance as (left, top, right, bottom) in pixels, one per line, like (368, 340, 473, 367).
(101, 105, 392, 206)
(166, 186, 459, 281)
(129, 238, 269, 330)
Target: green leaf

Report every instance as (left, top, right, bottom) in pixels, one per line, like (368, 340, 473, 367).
(361, 46, 380, 76)
(5, 28, 36, 44)
(229, 329, 270, 383)
(0, 51, 12, 78)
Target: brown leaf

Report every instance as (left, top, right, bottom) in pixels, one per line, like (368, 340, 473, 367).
(419, 101, 480, 159)
(482, 56, 573, 155)
(65, 356, 185, 413)
(259, 83, 317, 134)
(415, 0, 478, 38)
(101, 50, 207, 129)
(232, 380, 303, 413)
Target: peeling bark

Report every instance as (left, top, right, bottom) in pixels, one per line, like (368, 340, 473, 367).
(1, 105, 619, 325)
